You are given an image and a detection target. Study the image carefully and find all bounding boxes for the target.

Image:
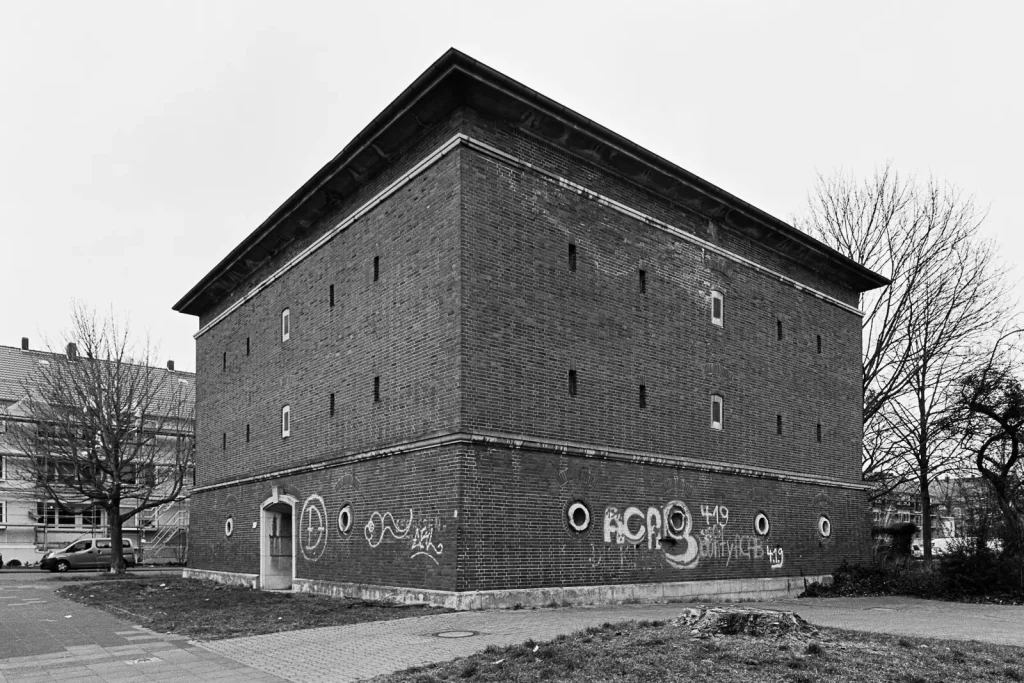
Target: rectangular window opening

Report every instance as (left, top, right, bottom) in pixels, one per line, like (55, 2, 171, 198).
(222, 351, 227, 372)
(639, 384, 647, 408)
(246, 337, 250, 356)
(711, 291, 724, 327)
(711, 395, 723, 430)
(817, 334, 822, 354)
(817, 423, 822, 443)
(373, 376, 380, 403)
(282, 308, 291, 341)
(329, 284, 335, 307)
(246, 424, 250, 443)
(330, 393, 336, 417)
(777, 415, 783, 435)
(373, 256, 379, 282)
(222, 433, 226, 450)
(639, 269, 647, 293)
(568, 369, 578, 397)
(777, 319, 783, 341)
(568, 244, 577, 272)
(282, 405, 290, 437)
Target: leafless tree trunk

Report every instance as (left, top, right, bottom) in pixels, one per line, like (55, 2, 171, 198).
(3, 304, 194, 573)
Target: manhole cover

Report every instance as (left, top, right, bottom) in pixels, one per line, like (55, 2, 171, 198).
(434, 631, 477, 638)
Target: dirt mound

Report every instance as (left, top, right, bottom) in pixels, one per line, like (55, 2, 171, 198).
(673, 607, 819, 639)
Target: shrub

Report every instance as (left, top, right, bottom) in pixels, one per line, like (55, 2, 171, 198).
(5, 559, 22, 568)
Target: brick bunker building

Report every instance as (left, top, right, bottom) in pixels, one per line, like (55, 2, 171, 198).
(174, 49, 888, 608)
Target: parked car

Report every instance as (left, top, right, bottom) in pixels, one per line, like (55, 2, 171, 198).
(39, 538, 137, 572)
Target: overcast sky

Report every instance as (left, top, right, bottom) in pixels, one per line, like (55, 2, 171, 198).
(2, 1, 1021, 372)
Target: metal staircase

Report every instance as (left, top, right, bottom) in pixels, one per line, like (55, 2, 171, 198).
(142, 502, 188, 561)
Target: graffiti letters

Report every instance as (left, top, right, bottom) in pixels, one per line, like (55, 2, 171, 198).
(603, 501, 699, 569)
(300, 495, 328, 561)
(365, 509, 445, 564)
(767, 546, 785, 569)
(601, 499, 785, 571)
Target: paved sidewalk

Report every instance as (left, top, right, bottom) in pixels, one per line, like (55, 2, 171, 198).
(5, 578, 1024, 683)
(0, 580, 284, 683)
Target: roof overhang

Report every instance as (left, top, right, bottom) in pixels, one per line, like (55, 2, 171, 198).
(174, 48, 889, 317)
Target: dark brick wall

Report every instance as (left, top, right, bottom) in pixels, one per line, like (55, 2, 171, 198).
(456, 446, 870, 591)
(461, 107, 859, 307)
(188, 445, 460, 591)
(194, 147, 463, 488)
(458, 135, 864, 483)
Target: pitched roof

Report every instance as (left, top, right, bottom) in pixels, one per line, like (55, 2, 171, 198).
(174, 48, 889, 318)
(0, 344, 195, 418)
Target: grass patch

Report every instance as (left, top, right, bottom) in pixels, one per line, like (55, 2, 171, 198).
(376, 619, 1024, 683)
(56, 577, 452, 640)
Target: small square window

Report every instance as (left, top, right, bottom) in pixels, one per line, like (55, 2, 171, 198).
(282, 405, 291, 438)
(711, 395, 724, 430)
(282, 308, 291, 342)
(711, 291, 724, 327)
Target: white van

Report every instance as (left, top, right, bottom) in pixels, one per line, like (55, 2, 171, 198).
(39, 538, 138, 572)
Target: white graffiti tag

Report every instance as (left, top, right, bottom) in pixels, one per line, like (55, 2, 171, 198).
(603, 500, 699, 569)
(767, 546, 785, 569)
(410, 520, 444, 564)
(364, 509, 413, 548)
(300, 495, 328, 561)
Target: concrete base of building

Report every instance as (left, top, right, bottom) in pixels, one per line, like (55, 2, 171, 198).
(183, 567, 259, 589)
(182, 568, 830, 610)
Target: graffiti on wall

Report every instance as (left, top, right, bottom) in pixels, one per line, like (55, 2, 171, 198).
(602, 500, 786, 571)
(300, 494, 328, 561)
(365, 509, 445, 564)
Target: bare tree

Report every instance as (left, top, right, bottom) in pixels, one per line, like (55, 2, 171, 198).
(4, 305, 194, 573)
(943, 331, 1024, 556)
(802, 167, 1011, 535)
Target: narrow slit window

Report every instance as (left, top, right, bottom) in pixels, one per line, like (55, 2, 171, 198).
(222, 433, 226, 450)
(329, 284, 335, 308)
(639, 269, 647, 293)
(329, 393, 335, 417)
(568, 369, 578, 396)
(639, 384, 647, 408)
(246, 424, 250, 443)
(711, 395, 724, 430)
(222, 351, 227, 371)
(816, 423, 822, 443)
(373, 376, 380, 403)
(777, 415, 783, 435)
(246, 337, 250, 356)
(282, 405, 290, 438)
(282, 308, 291, 341)
(568, 244, 577, 272)
(776, 319, 783, 341)
(711, 291, 724, 327)
(817, 334, 822, 354)
(373, 256, 379, 282)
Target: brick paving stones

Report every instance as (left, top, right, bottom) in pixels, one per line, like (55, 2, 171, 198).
(5, 571, 1024, 683)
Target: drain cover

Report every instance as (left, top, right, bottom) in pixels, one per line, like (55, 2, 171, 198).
(434, 630, 477, 638)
